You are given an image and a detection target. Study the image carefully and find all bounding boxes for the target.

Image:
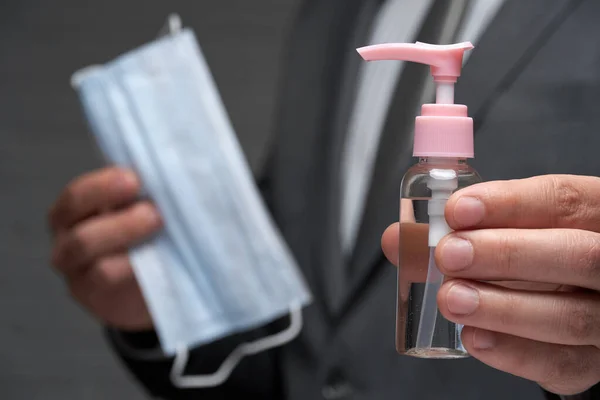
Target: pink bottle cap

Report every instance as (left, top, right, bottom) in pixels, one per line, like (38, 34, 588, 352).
(357, 42, 475, 158)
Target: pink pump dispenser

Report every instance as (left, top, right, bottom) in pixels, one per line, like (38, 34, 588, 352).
(357, 42, 482, 358)
(357, 41, 474, 158)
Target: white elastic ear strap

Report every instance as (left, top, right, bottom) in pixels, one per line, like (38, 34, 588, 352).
(157, 13, 182, 38)
(170, 305, 303, 388)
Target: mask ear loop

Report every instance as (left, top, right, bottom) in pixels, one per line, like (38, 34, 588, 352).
(170, 304, 303, 388)
(157, 13, 183, 38)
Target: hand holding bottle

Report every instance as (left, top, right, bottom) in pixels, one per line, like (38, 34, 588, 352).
(382, 174, 600, 396)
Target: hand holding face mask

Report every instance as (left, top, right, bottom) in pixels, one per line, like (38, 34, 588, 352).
(49, 167, 160, 331)
(50, 15, 311, 389)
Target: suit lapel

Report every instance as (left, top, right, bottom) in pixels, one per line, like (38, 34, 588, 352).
(311, 0, 383, 316)
(269, 0, 382, 317)
(340, 0, 581, 316)
(457, 0, 584, 124)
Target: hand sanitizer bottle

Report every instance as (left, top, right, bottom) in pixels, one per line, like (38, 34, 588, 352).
(357, 42, 482, 358)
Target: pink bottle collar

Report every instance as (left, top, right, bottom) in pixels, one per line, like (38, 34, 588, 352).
(414, 104, 473, 158)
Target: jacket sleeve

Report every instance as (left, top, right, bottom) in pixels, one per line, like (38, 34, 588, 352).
(105, 319, 285, 400)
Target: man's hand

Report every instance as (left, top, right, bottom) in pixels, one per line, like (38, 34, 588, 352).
(48, 167, 162, 330)
(382, 175, 600, 395)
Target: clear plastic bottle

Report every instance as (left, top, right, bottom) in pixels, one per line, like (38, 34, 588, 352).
(397, 157, 481, 358)
(357, 41, 480, 359)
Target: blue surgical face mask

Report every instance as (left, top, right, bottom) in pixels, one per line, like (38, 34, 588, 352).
(71, 15, 311, 388)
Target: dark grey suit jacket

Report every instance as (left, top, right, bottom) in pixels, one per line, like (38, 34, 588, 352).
(110, 0, 600, 399)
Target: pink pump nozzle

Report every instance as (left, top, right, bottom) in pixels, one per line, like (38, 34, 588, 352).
(357, 41, 473, 104)
(356, 41, 475, 158)
(356, 41, 473, 82)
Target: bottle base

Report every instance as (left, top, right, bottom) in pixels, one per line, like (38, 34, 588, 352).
(403, 347, 470, 359)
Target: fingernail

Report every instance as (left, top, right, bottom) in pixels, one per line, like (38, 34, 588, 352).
(472, 329, 495, 350)
(446, 283, 479, 315)
(440, 237, 473, 271)
(118, 170, 138, 191)
(453, 197, 485, 227)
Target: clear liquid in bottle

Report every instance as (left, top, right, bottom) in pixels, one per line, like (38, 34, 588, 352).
(396, 158, 481, 359)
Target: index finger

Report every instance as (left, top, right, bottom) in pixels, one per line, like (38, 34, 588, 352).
(48, 167, 140, 232)
(445, 175, 600, 232)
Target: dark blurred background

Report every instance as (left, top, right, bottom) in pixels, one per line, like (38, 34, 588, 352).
(0, 1, 298, 398)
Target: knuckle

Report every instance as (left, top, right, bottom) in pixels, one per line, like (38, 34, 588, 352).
(129, 203, 161, 233)
(564, 302, 595, 343)
(67, 265, 113, 315)
(65, 256, 136, 326)
(70, 227, 91, 258)
(87, 279, 132, 324)
(56, 228, 91, 270)
(88, 260, 114, 293)
(541, 347, 596, 395)
(550, 177, 584, 225)
(544, 347, 581, 386)
(500, 184, 522, 218)
(92, 257, 131, 291)
(497, 291, 521, 327)
(576, 233, 600, 284)
(495, 232, 519, 276)
(507, 338, 530, 366)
